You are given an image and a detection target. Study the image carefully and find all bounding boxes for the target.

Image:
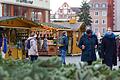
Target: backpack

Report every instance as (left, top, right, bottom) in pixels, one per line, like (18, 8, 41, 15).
(27, 39, 31, 49)
(58, 36, 64, 45)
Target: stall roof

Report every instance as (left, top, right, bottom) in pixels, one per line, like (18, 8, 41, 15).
(39, 22, 70, 29)
(53, 22, 85, 31)
(0, 16, 38, 29)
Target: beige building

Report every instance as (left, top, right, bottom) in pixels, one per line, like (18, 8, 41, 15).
(0, 0, 50, 22)
(114, 0, 120, 31)
(50, 2, 80, 22)
(89, 0, 108, 36)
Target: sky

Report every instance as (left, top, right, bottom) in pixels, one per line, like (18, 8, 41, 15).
(50, 0, 90, 14)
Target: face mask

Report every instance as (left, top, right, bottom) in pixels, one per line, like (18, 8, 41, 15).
(107, 31, 112, 35)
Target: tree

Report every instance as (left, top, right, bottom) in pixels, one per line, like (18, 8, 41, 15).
(78, 0, 92, 27)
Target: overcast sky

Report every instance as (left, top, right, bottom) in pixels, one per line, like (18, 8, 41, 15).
(50, 0, 90, 13)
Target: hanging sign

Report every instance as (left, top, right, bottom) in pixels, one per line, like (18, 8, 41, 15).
(16, 0, 33, 4)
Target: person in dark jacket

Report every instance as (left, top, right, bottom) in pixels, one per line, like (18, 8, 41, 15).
(78, 29, 98, 65)
(101, 28, 117, 69)
(59, 31, 68, 64)
(42, 34, 48, 51)
(0, 32, 3, 59)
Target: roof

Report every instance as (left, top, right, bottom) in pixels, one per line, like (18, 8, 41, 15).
(39, 22, 70, 29)
(0, 16, 38, 29)
(71, 7, 81, 13)
(53, 22, 85, 31)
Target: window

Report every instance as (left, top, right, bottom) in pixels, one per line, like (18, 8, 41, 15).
(64, 9, 67, 14)
(102, 19, 106, 24)
(95, 11, 99, 16)
(102, 3, 106, 8)
(68, 9, 71, 13)
(95, 3, 99, 8)
(102, 11, 107, 16)
(95, 19, 99, 24)
(95, 28, 98, 33)
(60, 10, 62, 13)
(103, 28, 106, 33)
(64, 4, 67, 7)
(3, 4, 11, 16)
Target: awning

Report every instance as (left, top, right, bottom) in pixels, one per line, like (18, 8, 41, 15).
(38, 22, 70, 30)
(53, 22, 86, 31)
(0, 16, 38, 29)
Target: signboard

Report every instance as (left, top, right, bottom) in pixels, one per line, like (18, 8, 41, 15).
(16, 0, 33, 4)
(0, 0, 50, 10)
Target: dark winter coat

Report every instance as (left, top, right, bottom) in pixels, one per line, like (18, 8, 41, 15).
(78, 33, 98, 61)
(59, 35, 68, 51)
(101, 33, 117, 67)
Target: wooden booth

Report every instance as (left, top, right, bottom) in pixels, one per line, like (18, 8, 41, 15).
(0, 16, 38, 59)
(54, 22, 86, 55)
(31, 23, 71, 56)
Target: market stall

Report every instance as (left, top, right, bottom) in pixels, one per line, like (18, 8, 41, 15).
(33, 23, 70, 56)
(0, 16, 38, 59)
(54, 22, 86, 55)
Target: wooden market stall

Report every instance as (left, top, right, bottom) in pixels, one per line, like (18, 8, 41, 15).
(0, 16, 38, 59)
(54, 22, 86, 55)
(33, 22, 71, 56)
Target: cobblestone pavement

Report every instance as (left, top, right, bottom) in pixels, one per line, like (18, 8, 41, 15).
(39, 54, 120, 70)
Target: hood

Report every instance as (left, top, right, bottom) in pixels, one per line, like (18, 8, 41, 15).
(104, 32, 115, 39)
(27, 37, 34, 40)
(83, 32, 96, 37)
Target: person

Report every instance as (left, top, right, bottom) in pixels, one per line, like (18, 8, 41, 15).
(116, 37, 120, 59)
(78, 29, 98, 65)
(101, 27, 117, 69)
(118, 39, 120, 61)
(38, 33, 42, 50)
(42, 34, 48, 51)
(98, 39, 103, 59)
(1, 33, 8, 59)
(59, 31, 68, 64)
(0, 32, 3, 59)
(27, 33, 38, 61)
(25, 39, 29, 58)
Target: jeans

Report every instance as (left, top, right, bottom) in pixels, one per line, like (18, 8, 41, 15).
(60, 49, 66, 64)
(30, 55, 38, 62)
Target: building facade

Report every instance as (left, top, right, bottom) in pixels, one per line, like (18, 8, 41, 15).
(107, 0, 114, 30)
(0, 0, 50, 22)
(51, 2, 80, 22)
(113, 0, 120, 31)
(107, 0, 120, 31)
(89, 0, 108, 35)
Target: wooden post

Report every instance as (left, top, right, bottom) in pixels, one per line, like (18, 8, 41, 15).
(8, 29, 11, 44)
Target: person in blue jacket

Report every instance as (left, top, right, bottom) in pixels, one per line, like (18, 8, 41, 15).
(78, 29, 98, 65)
(59, 31, 68, 64)
(101, 28, 117, 69)
(1, 33, 8, 58)
(0, 32, 3, 59)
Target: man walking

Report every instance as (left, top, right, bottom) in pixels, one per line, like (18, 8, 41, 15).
(59, 31, 68, 64)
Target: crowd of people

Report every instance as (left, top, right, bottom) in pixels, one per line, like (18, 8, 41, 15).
(0, 28, 120, 70)
(78, 28, 120, 69)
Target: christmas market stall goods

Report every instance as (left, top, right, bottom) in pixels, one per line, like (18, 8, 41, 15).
(54, 22, 86, 55)
(0, 16, 38, 59)
(35, 22, 70, 56)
